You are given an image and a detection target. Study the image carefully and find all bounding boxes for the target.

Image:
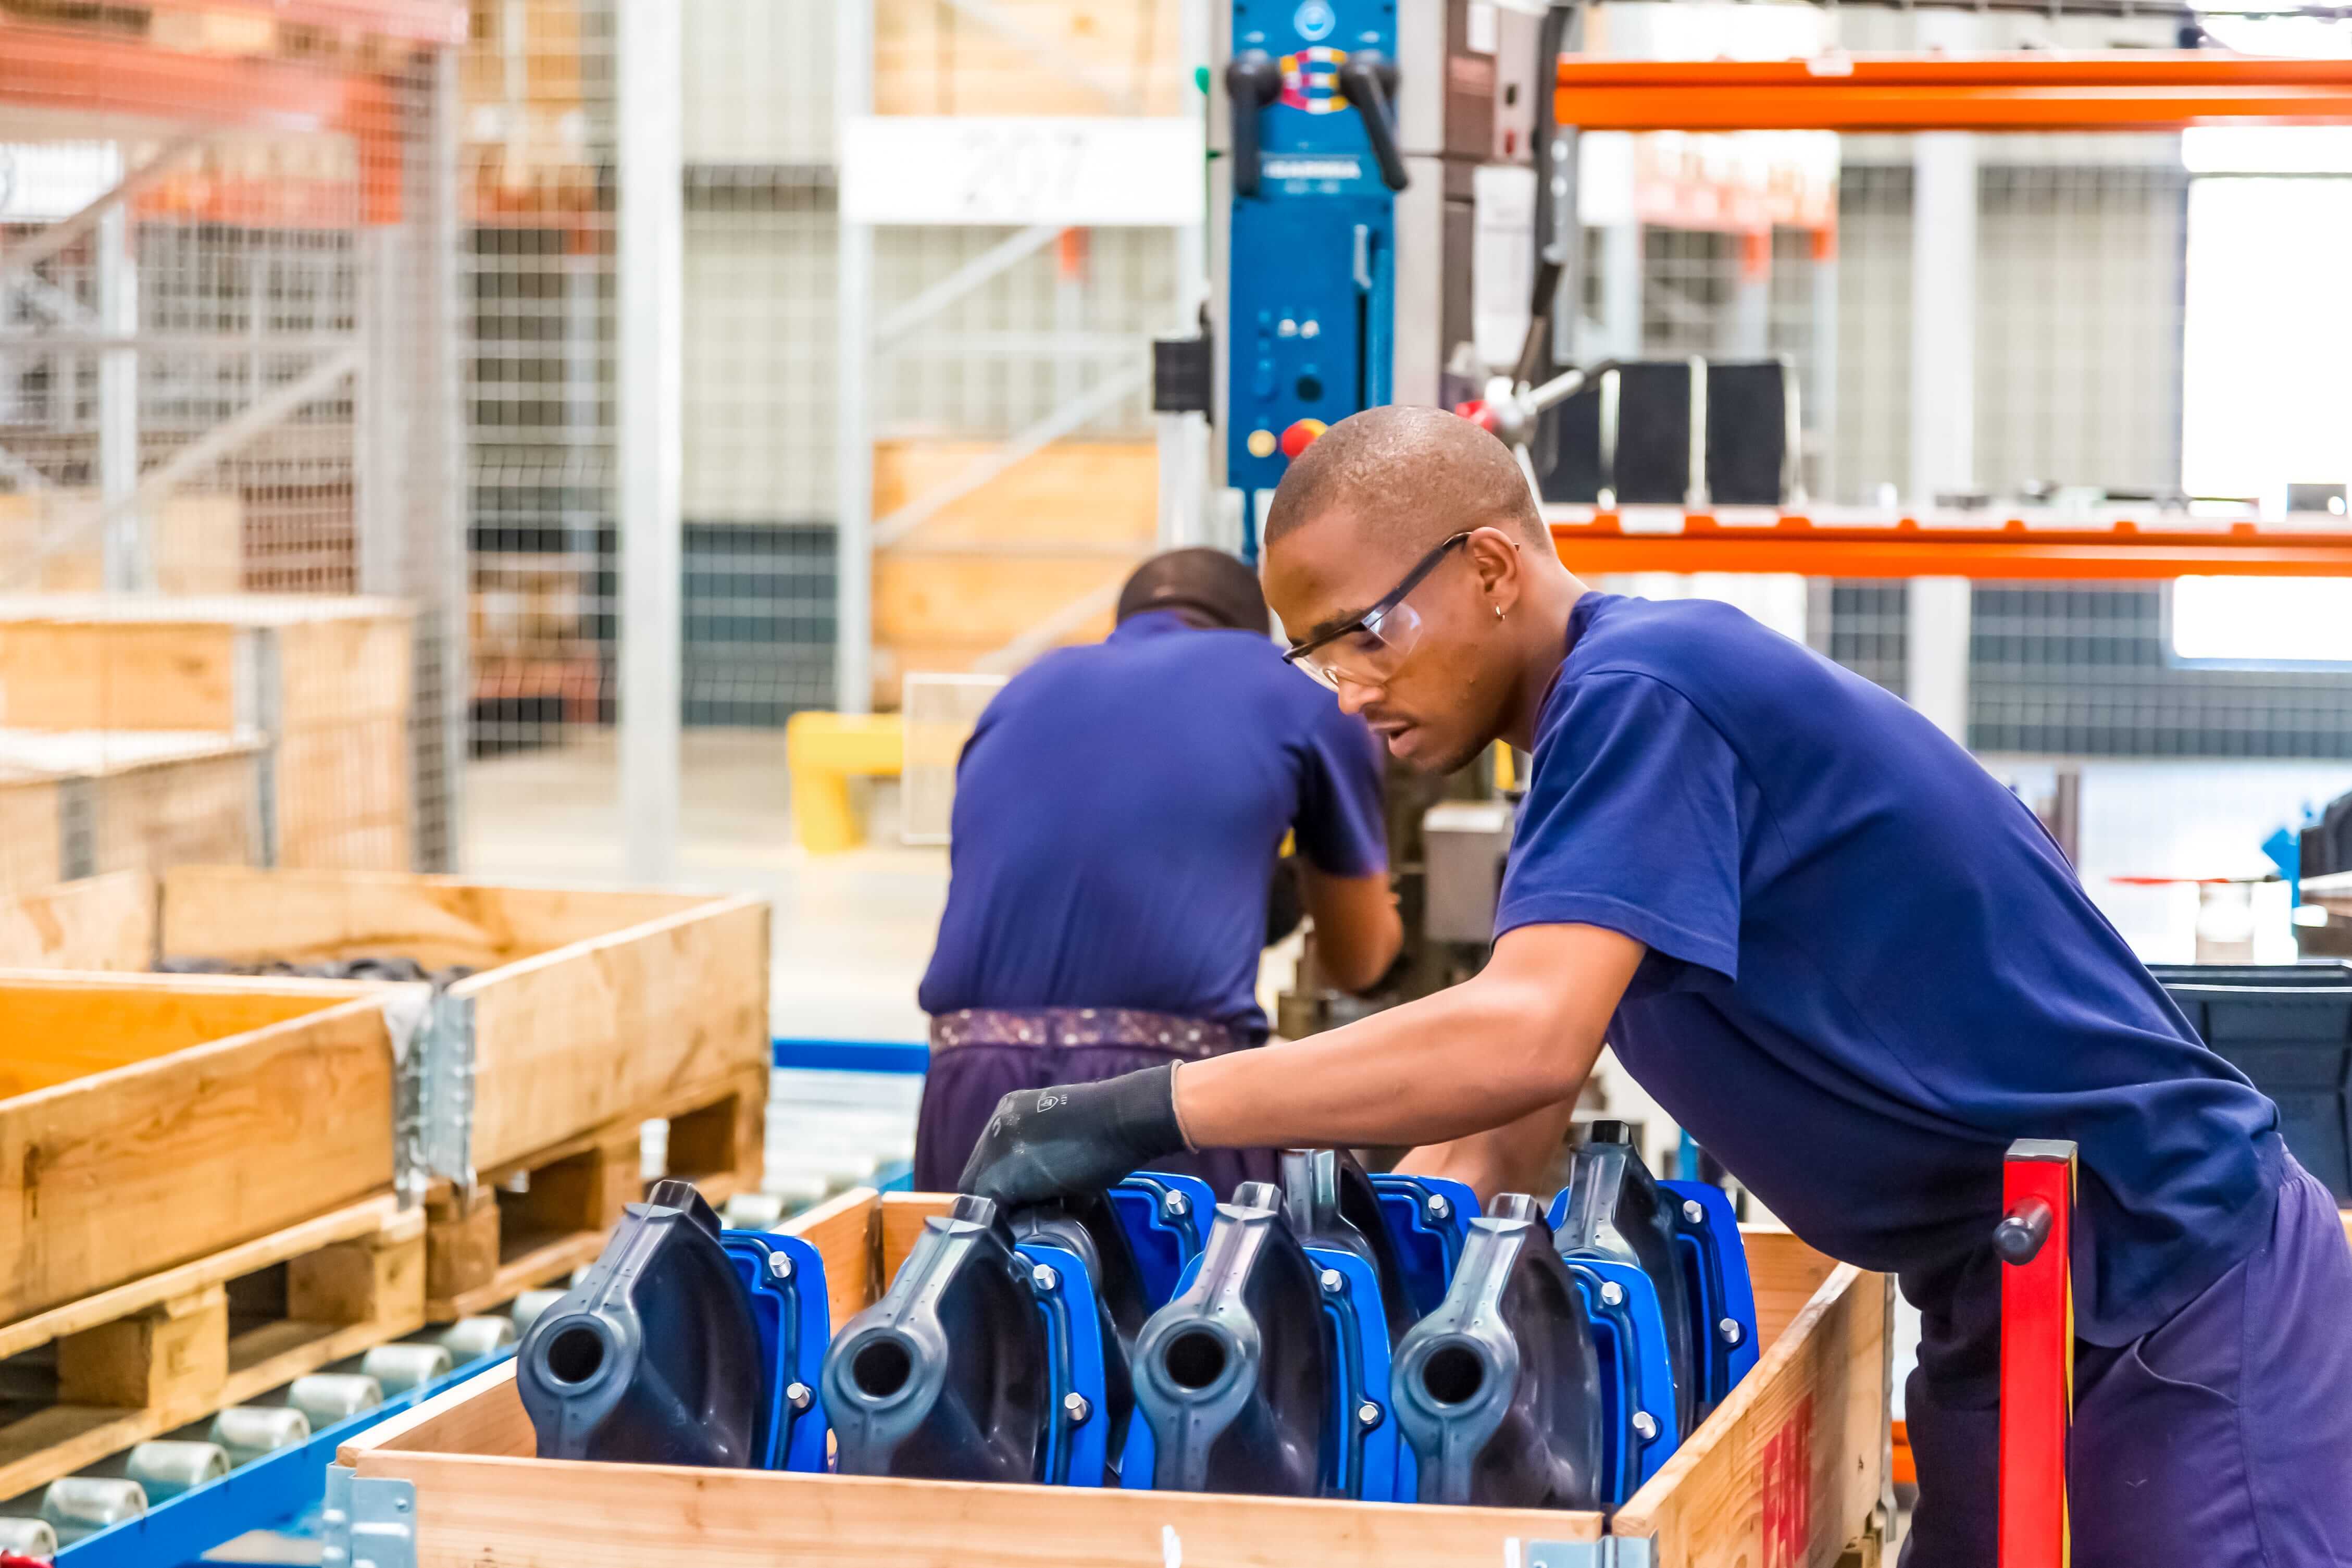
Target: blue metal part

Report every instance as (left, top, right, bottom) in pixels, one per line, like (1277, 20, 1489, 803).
(1366, 1174, 1480, 1320)
(1561, 1258, 1680, 1505)
(57, 1352, 515, 1568)
(770, 1037, 928, 1075)
(1659, 1179, 1760, 1421)
(1107, 1173, 1215, 1309)
(1226, 0, 1399, 558)
(718, 1228, 832, 1472)
(1301, 1244, 1405, 1502)
(1011, 1240, 1112, 1487)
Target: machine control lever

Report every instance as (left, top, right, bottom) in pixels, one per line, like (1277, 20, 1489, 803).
(1337, 51, 1409, 192)
(1993, 1197, 2054, 1264)
(1227, 51, 1283, 198)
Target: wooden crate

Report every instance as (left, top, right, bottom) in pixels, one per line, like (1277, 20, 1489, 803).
(0, 735, 265, 896)
(0, 972, 405, 1326)
(0, 873, 155, 971)
(0, 491, 243, 598)
(0, 1194, 422, 1505)
(339, 1190, 1890, 1568)
(157, 865, 771, 1174)
(0, 594, 413, 872)
(871, 438, 1156, 710)
(874, 0, 1186, 116)
(424, 1067, 766, 1322)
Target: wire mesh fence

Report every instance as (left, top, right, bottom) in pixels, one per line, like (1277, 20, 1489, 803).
(0, 8, 465, 893)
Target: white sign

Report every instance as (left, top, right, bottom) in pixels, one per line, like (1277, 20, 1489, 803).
(841, 117, 1204, 227)
(0, 143, 122, 222)
(1471, 163, 1536, 371)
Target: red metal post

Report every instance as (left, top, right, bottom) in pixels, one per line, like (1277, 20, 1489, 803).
(1997, 1138, 2077, 1568)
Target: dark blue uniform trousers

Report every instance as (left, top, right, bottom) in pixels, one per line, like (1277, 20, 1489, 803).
(1904, 1155, 2352, 1567)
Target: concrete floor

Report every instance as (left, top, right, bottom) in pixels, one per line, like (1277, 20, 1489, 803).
(464, 729, 944, 1044)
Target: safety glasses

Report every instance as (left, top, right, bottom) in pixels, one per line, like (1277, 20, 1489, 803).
(1282, 531, 1472, 692)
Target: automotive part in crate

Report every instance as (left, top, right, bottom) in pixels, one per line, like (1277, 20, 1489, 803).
(1658, 1177, 1760, 1424)
(823, 1193, 1058, 1484)
(1104, 1173, 1216, 1312)
(1550, 1121, 1701, 1436)
(1126, 1180, 1334, 1497)
(1391, 1192, 1606, 1510)
(518, 1179, 766, 1466)
(1368, 1174, 1482, 1320)
(1278, 1149, 1416, 1500)
(1281, 1149, 1420, 1347)
(719, 1225, 833, 1472)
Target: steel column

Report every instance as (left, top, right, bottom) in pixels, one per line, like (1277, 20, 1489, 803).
(835, 0, 876, 715)
(617, 0, 685, 881)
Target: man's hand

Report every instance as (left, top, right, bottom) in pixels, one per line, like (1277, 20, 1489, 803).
(957, 1064, 1189, 1210)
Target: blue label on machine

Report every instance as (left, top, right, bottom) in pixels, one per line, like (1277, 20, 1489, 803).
(1227, 0, 1399, 556)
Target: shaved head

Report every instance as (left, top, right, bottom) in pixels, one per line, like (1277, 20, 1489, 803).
(1260, 404, 1578, 777)
(1264, 404, 1546, 560)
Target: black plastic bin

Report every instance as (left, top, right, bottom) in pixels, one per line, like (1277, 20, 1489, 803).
(2149, 962, 2352, 1202)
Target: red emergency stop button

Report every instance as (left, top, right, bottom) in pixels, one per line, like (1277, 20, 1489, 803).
(1279, 418, 1328, 458)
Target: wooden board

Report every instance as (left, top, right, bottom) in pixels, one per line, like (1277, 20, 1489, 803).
(0, 873, 154, 970)
(0, 597, 413, 873)
(1614, 1238, 1890, 1568)
(342, 1192, 1888, 1568)
(873, 0, 1186, 117)
(158, 865, 771, 1176)
(0, 768, 63, 894)
(0, 972, 402, 1323)
(0, 1194, 423, 1504)
(872, 440, 1159, 550)
(873, 554, 1133, 647)
(0, 491, 242, 598)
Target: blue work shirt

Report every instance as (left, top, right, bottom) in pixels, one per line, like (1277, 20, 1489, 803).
(919, 611, 1388, 1038)
(1498, 592, 2281, 1376)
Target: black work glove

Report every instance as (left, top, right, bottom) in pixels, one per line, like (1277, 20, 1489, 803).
(957, 1065, 1188, 1210)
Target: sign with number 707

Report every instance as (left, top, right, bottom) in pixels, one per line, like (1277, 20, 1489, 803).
(841, 116, 1206, 227)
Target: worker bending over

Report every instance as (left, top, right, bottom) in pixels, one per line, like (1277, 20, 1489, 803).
(913, 547, 1402, 1196)
(960, 408, 2352, 1566)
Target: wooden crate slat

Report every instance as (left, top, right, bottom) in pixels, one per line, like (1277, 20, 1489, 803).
(1613, 1242, 1890, 1568)
(0, 976, 400, 1323)
(0, 873, 156, 970)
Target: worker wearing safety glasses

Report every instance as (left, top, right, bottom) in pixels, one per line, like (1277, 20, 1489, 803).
(911, 547, 1401, 1198)
(959, 405, 2352, 1567)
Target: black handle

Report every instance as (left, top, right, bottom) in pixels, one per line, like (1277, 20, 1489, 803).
(1227, 51, 1281, 198)
(1337, 49, 1409, 192)
(1993, 1197, 2054, 1264)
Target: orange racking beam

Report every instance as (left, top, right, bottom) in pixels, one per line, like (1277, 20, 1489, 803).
(1547, 513, 2352, 581)
(172, 0, 468, 45)
(1556, 52, 2352, 131)
(0, 19, 352, 133)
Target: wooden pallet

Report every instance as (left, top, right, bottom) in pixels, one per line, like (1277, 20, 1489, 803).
(345, 1191, 1890, 1568)
(423, 1067, 767, 1323)
(0, 1193, 422, 1504)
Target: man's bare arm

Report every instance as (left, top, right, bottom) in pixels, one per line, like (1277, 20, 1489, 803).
(1392, 1097, 1583, 1204)
(1176, 923, 1643, 1150)
(1298, 865, 1404, 994)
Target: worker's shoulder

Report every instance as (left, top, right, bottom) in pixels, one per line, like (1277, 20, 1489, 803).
(1567, 592, 1817, 690)
(1003, 624, 1310, 708)
(1561, 593, 1873, 738)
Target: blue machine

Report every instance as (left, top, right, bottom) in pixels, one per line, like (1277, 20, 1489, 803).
(1368, 1173, 1481, 1319)
(1660, 1178, 1762, 1422)
(1223, 0, 1405, 556)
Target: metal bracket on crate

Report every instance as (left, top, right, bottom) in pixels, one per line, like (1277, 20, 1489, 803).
(414, 989, 479, 1194)
(1524, 1537, 1654, 1568)
(319, 1466, 417, 1568)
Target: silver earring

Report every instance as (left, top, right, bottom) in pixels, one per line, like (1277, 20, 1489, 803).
(1493, 604, 1505, 621)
